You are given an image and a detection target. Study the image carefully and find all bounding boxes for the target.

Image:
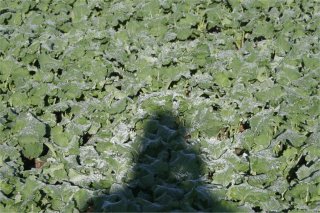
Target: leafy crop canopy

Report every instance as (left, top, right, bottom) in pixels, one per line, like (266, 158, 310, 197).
(0, 0, 319, 212)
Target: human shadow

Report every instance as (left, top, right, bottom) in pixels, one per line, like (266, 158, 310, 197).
(88, 110, 236, 212)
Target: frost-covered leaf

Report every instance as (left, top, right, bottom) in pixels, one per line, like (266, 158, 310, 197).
(18, 135, 43, 159)
(73, 189, 90, 211)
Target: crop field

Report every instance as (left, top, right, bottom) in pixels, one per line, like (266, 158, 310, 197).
(0, 0, 319, 212)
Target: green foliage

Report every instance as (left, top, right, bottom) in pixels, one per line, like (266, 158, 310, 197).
(18, 135, 43, 159)
(0, 0, 319, 212)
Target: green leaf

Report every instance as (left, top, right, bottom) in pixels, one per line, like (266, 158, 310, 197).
(206, 7, 223, 27)
(91, 178, 113, 190)
(0, 59, 19, 78)
(88, 122, 101, 135)
(253, 131, 272, 151)
(250, 156, 273, 175)
(212, 167, 236, 187)
(71, 2, 91, 23)
(62, 83, 83, 100)
(277, 67, 301, 84)
(33, 70, 54, 83)
(20, 176, 42, 200)
(73, 189, 90, 211)
(42, 163, 68, 181)
(303, 56, 320, 70)
(256, 67, 268, 82)
(38, 54, 60, 71)
(9, 12, 22, 25)
(10, 67, 29, 88)
(276, 130, 307, 148)
(95, 140, 113, 154)
(192, 44, 211, 67)
(215, 72, 232, 87)
(136, 0, 160, 18)
(0, 36, 10, 52)
(253, 21, 274, 39)
(51, 125, 70, 147)
(179, 13, 199, 27)
(200, 139, 227, 160)
(148, 19, 168, 38)
(14, 112, 47, 145)
(176, 27, 193, 41)
(247, 174, 275, 188)
(227, 183, 271, 206)
(19, 135, 43, 159)
(9, 92, 29, 108)
(109, 98, 127, 115)
(0, 180, 14, 195)
(275, 36, 291, 53)
(296, 164, 320, 180)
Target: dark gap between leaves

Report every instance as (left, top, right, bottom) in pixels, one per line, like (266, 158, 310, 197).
(29, 70, 36, 75)
(34, 59, 40, 69)
(271, 50, 275, 61)
(253, 36, 266, 42)
(54, 111, 63, 123)
(82, 132, 92, 145)
(113, 19, 130, 31)
(211, 104, 221, 111)
(57, 68, 63, 75)
(207, 26, 221, 33)
(75, 93, 85, 102)
(286, 155, 306, 182)
(168, 80, 179, 89)
(252, 206, 262, 212)
(200, 93, 210, 99)
(44, 95, 50, 107)
(190, 69, 198, 76)
(240, 21, 249, 27)
(44, 124, 51, 138)
(108, 71, 123, 79)
(136, 88, 143, 97)
(3, 18, 8, 25)
(35, 109, 44, 117)
(40, 143, 49, 157)
(93, 6, 103, 12)
(21, 152, 34, 171)
(305, 132, 313, 137)
(76, 155, 81, 165)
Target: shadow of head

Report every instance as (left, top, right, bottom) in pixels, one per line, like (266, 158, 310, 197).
(87, 110, 236, 212)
